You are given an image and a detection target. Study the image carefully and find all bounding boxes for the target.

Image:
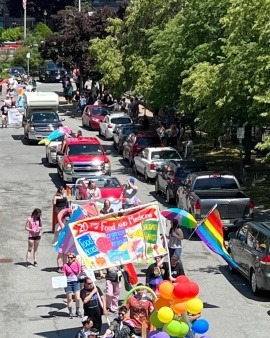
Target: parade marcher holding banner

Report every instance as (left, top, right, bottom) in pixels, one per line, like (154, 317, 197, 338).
(169, 254, 185, 282)
(105, 266, 122, 313)
(100, 199, 114, 214)
(25, 208, 42, 267)
(62, 252, 83, 318)
(80, 277, 107, 332)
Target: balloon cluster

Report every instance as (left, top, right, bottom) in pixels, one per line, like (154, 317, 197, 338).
(149, 276, 210, 337)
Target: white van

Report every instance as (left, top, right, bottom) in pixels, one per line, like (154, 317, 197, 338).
(24, 91, 59, 118)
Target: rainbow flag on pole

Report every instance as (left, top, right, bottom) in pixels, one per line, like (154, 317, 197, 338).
(195, 207, 238, 268)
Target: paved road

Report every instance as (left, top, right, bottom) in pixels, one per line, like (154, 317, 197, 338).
(0, 82, 270, 338)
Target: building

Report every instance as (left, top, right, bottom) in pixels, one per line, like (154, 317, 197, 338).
(0, 0, 8, 28)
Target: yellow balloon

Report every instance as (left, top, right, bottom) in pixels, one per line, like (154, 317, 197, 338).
(157, 306, 174, 323)
(186, 298, 203, 315)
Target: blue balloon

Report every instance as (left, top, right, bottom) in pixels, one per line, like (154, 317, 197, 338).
(148, 331, 159, 338)
(191, 319, 209, 334)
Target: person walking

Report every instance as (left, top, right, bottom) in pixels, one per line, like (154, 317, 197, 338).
(105, 266, 122, 313)
(121, 177, 139, 209)
(80, 277, 107, 332)
(62, 252, 83, 318)
(25, 208, 42, 267)
(166, 220, 184, 258)
(169, 254, 185, 282)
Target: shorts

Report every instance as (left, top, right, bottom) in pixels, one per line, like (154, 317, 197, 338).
(65, 280, 80, 294)
(28, 236, 41, 240)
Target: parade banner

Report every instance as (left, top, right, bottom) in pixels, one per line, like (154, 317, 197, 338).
(69, 203, 167, 270)
(7, 108, 23, 125)
(70, 199, 123, 213)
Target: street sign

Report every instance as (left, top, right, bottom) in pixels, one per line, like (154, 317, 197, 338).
(237, 127, 245, 139)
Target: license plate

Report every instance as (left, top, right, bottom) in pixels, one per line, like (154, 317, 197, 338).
(222, 220, 230, 224)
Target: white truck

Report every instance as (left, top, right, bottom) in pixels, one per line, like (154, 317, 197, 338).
(23, 92, 64, 144)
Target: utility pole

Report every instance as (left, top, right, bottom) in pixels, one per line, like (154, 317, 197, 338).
(78, 0, 81, 12)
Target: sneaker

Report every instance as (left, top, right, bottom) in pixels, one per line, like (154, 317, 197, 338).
(76, 309, 82, 317)
(34, 261, 38, 267)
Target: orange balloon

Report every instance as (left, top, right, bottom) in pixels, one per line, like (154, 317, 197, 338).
(172, 300, 187, 315)
(154, 297, 171, 310)
(159, 281, 174, 299)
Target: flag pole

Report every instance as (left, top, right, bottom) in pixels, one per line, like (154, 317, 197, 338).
(183, 203, 218, 245)
(23, 6, 27, 39)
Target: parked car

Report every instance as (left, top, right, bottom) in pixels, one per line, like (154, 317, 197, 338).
(113, 124, 146, 154)
(99, 112, 133, 140)
(74, 176, 124, 200)
(57, 137, 111, 183)
(228, 222, 270, 295)
(176, 172, 254, 229)
(122, 131, 162, 166)
(39, 61, 66, 82)
(133, 147, 182, 182)
(155, 159, 207, 203)
(9, 66, 26, 81)
(82, 105, 108, 130)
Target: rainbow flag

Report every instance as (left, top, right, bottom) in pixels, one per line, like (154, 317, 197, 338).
(195, 208, 238, 268)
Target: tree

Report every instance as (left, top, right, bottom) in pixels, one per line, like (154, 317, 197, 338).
(33, 23, 52, 39)
(1, 27, 23, 41)
(39, 7, 116, 81)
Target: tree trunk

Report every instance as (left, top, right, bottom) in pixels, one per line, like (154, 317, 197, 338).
(243, 124, 252, 164)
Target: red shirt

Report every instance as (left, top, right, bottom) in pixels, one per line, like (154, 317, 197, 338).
(126, 295, 153, 328)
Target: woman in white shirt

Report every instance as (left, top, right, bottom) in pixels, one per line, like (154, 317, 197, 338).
(166, 220, 184, 258)
(86, 181, 102, 200)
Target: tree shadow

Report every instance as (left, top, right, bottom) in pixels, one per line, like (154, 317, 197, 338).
(35, 327, 80, 337)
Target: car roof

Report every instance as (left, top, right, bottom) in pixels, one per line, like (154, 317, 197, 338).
(190, 171, 233, 177)
(109, 112, 129, 117)
(119, 124, 143, 130)
(65, 137, 101, 145)
(243, 221, 270, 236)
(145, 147, 179, 152)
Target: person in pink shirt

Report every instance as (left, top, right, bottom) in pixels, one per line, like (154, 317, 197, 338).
(25, 208, 42, 267)
(62, 252, 83, 318)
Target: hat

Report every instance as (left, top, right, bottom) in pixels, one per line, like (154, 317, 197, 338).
(89, 328, 99, 336)
(128, 177, 135, 184)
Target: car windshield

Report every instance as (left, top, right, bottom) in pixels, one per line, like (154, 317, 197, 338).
(122, 126, 143, 136)
(46, 63, 60, 70)
(67, 144, 103, 156)
(31, 112, 59, 123)
(194, 177, 238, 190)
(111, 117, 131, 125)
(88, 177, 121, 188)
(11, 67, 25, 74)
(151, 150, 181, 160)
(92, 108, 108, 116)
(136, 137, 160, 146)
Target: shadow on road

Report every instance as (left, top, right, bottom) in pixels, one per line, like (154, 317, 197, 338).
(35, 327, 80, 337)
(49, 173, 63, 188)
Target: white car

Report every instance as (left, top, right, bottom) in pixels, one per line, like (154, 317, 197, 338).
(99, 112, 133, 140)
(45, 139, 63, 165)
(133, 147, 182, 181)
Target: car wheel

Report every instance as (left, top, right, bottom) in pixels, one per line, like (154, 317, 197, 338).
(118, 144, 122, 155)
(98, 128, 101, 136)
(155, 179, 160, 195)
(82, 118, 85, 127)
(166, 188, 172, 204)
(122, 149, 127, 160)
(251, 270, 260, 295)
(144, 169, 148, 182)
(129, 156, 134, 167)
(113, 141, 117, 150)
(89, 122, 92, 131)
(57, 166, 62, 178)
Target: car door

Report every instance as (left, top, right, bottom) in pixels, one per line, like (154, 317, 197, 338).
(83, 106, 90, 125)
(158, 165, 167, 193)
(240, 226, 259, 277)
(137, 149, 148, 174)
(178, 174, 192, 210)
(230, 225, 248, 269)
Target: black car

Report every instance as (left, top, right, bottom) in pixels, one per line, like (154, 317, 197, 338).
(39, 61, 66, 82)
(113, 124, 146, 154)
(155, 159, 207, 203)
(9, 66, 26, 81)
(228, 222, 270, 295)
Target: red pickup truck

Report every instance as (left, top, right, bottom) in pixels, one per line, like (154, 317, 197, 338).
(57, 136, 111, 183)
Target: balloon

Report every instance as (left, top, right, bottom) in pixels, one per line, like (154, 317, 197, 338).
(154, 297, 171, 310)
(164, 321, 189, 337)
(157, 306, 174, 323)
(155, 332, 170, 338)
(148, 330, 159, 338)
(171, 299, 187, 315)
(192, 319, 209, 334)
(186, 298, 204, 314)
(150, 312, 164, 328)
(175, 275, 190, 284)
(173, 283, 190, 299)
(164, 320, 182, 336)
(159, 281, 174, 299)
(187, 281, 200, 298)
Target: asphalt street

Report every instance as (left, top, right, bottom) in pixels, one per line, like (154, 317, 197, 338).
(0, 82, 270, 338)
